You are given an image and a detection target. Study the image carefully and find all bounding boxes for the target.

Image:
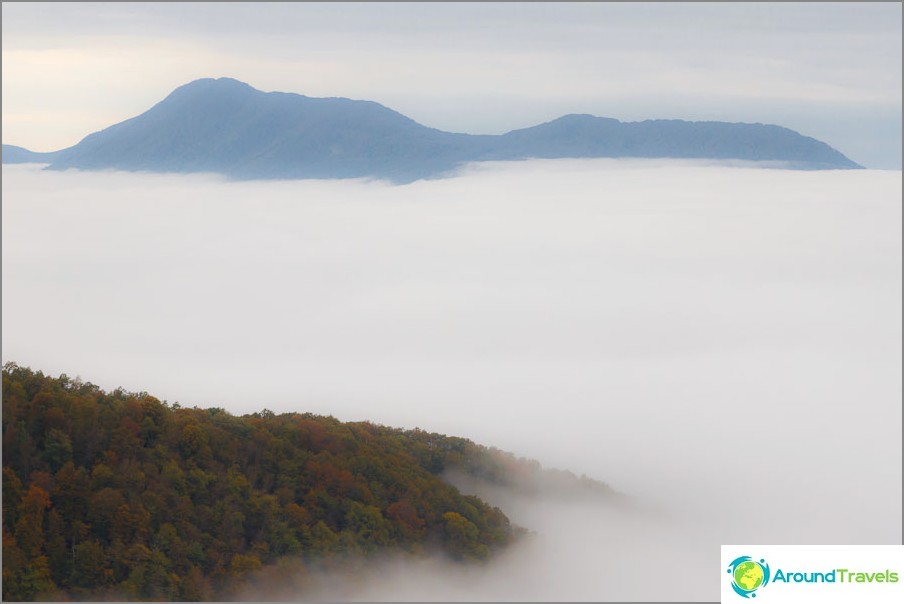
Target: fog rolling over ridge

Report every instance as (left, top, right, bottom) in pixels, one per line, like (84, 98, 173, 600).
(2, 159, 901, 600)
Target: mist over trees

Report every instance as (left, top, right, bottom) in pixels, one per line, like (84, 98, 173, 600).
(0, 363, 560, 600)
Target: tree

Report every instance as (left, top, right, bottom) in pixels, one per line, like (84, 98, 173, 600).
(53, 461, 90, 524)
(387, 498, 426, 540)
(344, 501, 391, 552)
(45, 509, 69, 584)
(228, 552, 262, 578)
(442, 511, 488, 561)
(42, 428, 73, 472)
(70, 540, 109, 588)
(87, 488, 126, 543)
(2, 528, 27, 600)
(14, 485, 51, 559)
(179, 565, 212, 601)
(2, 465, 24, 528)
(309, 520, 339, 556)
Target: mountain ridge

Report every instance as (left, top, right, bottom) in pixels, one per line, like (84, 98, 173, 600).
(2, 77, 863, 182)
(3, 362, 617, 600)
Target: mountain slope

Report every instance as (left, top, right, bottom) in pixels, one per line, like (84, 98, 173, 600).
(1, 363, 610, 600)
(1, 144, 62, 164)
(485, 114, 859, 169)
(38, 78, 486, 183)
(3, 77, 862, 182)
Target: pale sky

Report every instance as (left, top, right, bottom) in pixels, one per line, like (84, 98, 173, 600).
(2, 2, 902, 168)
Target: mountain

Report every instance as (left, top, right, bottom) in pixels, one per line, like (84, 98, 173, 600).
(1, 144, 62, 164)
(2, 77, 862, 183)
(1, 363, 612, 601)
(485, 114, 859, 169)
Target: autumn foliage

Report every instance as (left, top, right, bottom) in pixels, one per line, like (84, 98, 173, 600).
(1, 363, 517, 600)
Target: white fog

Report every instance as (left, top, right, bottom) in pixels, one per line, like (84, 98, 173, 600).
(2, 159, 901, 600)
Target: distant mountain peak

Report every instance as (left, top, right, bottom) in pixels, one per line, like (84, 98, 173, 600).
(2, 77, 864, 181)
(182, 76, 257, 90)
(554, 113, 618, 123)
(162, 76, 259, 102)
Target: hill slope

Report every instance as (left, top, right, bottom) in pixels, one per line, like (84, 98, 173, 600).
(1, 144, 62, 164)
(3, 78, 862, 183)
(1, 363, 610, 600)
(485, 113, 858, 169)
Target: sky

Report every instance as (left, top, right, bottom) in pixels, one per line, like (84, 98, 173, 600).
(1, 2, 902, 169)
(2, 159, 901, 599)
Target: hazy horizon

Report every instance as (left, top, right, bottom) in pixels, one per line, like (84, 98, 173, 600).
(2, 2, 901, 169)
(3, 158, 900, 599)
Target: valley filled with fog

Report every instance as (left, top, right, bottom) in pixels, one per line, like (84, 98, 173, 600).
(2, 159, 901, 600)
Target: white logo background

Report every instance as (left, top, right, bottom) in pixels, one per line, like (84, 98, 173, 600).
(721, 545, 904, 603)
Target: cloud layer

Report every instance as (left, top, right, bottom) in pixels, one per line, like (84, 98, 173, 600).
(2, 160, 901, 600)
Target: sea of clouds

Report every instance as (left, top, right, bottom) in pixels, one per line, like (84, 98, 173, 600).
(2, 159, 900, 600)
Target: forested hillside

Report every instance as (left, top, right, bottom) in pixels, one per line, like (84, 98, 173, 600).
(1, 363, 532, 600)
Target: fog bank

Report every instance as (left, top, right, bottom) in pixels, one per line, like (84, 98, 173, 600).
(3, 159, 900, 600)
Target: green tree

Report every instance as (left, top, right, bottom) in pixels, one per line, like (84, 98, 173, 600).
(442, 511, 488, 561)
(70, 540, 109, 588)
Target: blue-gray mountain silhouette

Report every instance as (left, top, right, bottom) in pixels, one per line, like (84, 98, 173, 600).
(2, 77, 862, 182)
(1, 144, 62, 164)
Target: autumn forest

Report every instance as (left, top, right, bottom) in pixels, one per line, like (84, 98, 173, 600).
(0, 363, 585, 600)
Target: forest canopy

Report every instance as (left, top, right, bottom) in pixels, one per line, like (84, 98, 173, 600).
(1, 363, 540, 600)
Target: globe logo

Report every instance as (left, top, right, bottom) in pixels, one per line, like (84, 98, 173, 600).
(727, 556, 771, 598)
